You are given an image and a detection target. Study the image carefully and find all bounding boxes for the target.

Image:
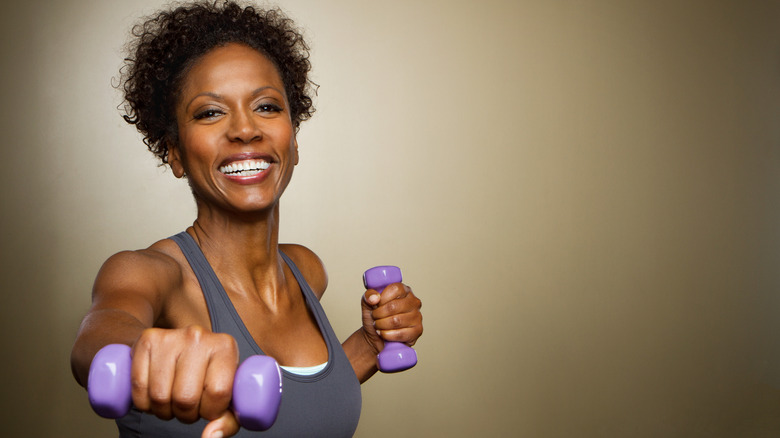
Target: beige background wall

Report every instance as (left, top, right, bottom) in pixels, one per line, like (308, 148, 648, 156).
(1, 0, 778, 436)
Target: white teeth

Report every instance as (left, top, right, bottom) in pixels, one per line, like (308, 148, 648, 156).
(219, 160, 270, 175)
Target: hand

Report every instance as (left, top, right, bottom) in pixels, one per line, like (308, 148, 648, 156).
(361, 283, 423, 355)
(130, 325, 241, 438)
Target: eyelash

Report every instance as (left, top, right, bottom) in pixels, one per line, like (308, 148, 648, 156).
(256, 103, 283, 113)
(193, 104, 282, 120)
(193, 109, 224, 120)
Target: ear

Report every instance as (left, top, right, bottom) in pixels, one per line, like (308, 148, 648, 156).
(293, 138, 299, 166)
(168, 140, 186, 178)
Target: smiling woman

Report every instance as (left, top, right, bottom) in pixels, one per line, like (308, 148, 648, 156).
(69, 2, 423, 438)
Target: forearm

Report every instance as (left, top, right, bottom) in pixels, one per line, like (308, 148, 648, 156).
(70, 308, 148, 387)
(342, 328, 381, 384)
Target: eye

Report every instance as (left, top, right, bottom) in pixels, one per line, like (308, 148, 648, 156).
(193, 108, 224, 120)
(255, 103, 283, 113)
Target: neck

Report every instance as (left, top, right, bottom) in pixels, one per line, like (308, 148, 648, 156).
(188, 201, 287, 303)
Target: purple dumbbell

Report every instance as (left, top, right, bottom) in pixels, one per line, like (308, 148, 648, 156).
(87, 344, 282, 431)
(363, 266, 418, 373)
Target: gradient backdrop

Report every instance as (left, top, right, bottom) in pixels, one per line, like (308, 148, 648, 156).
(1, 0, 779, 436)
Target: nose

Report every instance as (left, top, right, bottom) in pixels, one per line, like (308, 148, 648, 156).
(228, 109, 262, 143)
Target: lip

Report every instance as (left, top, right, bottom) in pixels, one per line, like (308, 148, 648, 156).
(218, 152, 275, 185)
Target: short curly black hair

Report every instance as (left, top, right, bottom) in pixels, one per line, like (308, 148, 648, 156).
(119, 0, 314, 164)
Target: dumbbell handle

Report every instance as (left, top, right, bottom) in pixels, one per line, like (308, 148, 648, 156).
(363, 266, 418, 373)
(87, 344, 282, 431)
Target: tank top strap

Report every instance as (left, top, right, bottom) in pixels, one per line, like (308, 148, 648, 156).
(169, 231, 261, 359)
(278, 252, 332, 334)
(170, 232, 222, 331)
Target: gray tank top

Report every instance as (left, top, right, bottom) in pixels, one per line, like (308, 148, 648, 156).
(115, 232, 362, 437)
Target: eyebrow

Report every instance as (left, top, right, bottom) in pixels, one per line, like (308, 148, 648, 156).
(185, 86, 283, 111)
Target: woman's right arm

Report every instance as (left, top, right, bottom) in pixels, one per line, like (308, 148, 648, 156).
(71, 249, 242, 437)
(70, 249, 171, 387)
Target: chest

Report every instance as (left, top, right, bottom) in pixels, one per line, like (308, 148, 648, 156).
(230, 290, 328, 367)
(162, 266, 328, 367)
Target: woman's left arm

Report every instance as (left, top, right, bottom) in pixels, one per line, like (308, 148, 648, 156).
(281, 244, 423, 383)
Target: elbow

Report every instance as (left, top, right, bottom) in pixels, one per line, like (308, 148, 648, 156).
(70, 339, 90, 388)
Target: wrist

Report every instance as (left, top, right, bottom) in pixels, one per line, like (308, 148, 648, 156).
(360, 325, 382, 356)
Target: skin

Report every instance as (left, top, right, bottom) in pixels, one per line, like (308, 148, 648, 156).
(71, 43, 423, 438)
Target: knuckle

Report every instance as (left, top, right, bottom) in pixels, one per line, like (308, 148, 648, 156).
(391, 330, 405, 342)
(215, 333, 239, 356)
(149, 390, 171, 408)
(145, 327, 165, 340)
(131, 378, 148, 395)
(184, 325, 205, 341)
(172, 394, 199, 413)
(150, 405, 174, 420)
(204, 380, 232, 402)
(135, 330, 156, 349)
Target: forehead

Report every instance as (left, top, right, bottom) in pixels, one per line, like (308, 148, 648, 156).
(178, 43, 285, 97)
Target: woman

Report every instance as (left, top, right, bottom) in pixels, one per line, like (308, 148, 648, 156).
(70, 2, 423, 437)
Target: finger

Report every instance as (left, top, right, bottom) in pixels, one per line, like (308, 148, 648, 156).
(373, 304, 423, 345)
(147, 343, 176, 420)
(373, 310, 422, 333)
(201, 409, 241, 438)
(374, 283, 410, 305)
(199, 338, 238, 421)
(130, 336, 152, 412)
(171, 346, 209, 423)
(376, 326, 423, 346)
(361, 290, 382, 337)
(371, 290, 421, 321)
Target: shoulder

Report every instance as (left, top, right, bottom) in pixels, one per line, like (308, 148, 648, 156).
(97, 239, 183, 287)
(279, 244, 328, 299)
(92, 239, 186, 320)
(98, 242, 178, 280)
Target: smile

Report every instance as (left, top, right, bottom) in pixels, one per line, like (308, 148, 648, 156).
(219, 160, 271, 177)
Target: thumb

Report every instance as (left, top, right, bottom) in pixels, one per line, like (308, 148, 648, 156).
(360, 290, 383, 354)
(201, 410, 240, 438)
(363, 289, 380, 309)
(361, 290, 380, 332)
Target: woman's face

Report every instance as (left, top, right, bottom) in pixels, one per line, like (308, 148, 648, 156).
(170, 43, 298, 215)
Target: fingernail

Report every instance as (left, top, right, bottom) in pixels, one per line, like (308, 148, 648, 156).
(211, 431, 224, 438)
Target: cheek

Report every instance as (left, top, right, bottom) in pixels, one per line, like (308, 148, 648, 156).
(178, 129, 213, 161)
